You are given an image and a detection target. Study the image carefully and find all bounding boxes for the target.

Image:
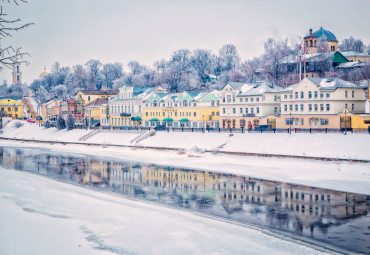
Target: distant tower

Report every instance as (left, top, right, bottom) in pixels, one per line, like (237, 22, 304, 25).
(12, 63, 23, 84)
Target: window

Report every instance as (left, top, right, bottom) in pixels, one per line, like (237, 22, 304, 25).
(193, 112, 196, 117)
(216, 111, 219, 116)
(326, 93, 330, 98)
(233, 108, 236, 113)
(245, 108, 248, 113)
(352, 91, 354, 98)
(211, 101, 215, 106)
(251, 108, 254, 114)
(251, 98, 254, 102)
(233, 97, 235, 102)
(345, 103, 348, 110)
(239, 98, 242, 103)
(212, 112, 215, 116)
(240, 108, 243, 113)
(300, 91, 304, 98)
(289, 94, 293, 99)
(289, 104, 293, 111)
(300, 104, 304, 111)
(223, 108, 225, 114)
(256, 97, 260, 102)
(274, 107, 277, 113)
(314, 91, 318, 98)
(314, 104, 318, 111)
(301, 118, 304, 125)
(245, 98, 248, 102)
(326, 104, 330, 111)
(352, 104, 354, 111)
(88, 96, 91, 101)
(284, 105, 287, 112)
(295, 92, 298, 99)
(285, 118, 293, 125)
(295, 104, 298, 111)
(274, 95, 277, 102)
(256, 107, 259, 114)
(227, 95, 231, 103)
(193, 122, 197, 127)
(145, 112, 148, 116)
(320, 93, 324, 98)
(345, 91, 348, 98)
(308, 91, 312, 99)
(320, 118, 329, 125)
(320, 104, 324, 111)
(309, 104, 312, 111)
(223, 97, 226, 103)
(284, 95, 287, 99)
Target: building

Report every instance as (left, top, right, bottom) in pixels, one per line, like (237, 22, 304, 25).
(22, 97, 38, 120)
(304, 27, 338, 54)
(0, 97, 23, 119)
(109, 86, 164, 128)
(219, 80, 283, 129)
(75, 90, 118, 120)
(278, 77, 367, 129)
(12, 64, 22, 84)
(85, 98, 108, 126)
(341, 51, 370, 62)
(142, 90, 221, 128)
(60, 97, 76, 119)
(39, 67, 49, 79)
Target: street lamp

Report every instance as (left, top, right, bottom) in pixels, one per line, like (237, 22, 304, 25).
(202, 113, 205, 132)
(343, 108, 348, 135)
(289, 111, 292, 134)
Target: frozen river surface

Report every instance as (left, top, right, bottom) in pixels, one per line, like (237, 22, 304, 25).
(0, 146, 369, 254)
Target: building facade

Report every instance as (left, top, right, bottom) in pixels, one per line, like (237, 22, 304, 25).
(304, 27, 338, 54)
(0, 98, 23, 119)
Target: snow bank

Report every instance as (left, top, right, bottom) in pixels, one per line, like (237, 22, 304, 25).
(0, 168, 326, 255)
(2, 121, 370, 160)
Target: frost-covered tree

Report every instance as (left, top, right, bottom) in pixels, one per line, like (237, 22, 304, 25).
(0, 1, 33, 70)
(317, 36, 330, 53)
(56, 116, 66, 130)
(101, 63, 123, 89)
(86, 59, 103, 90)
(66, 113, 75, 130)
(53, 84, 67, 98)
(339, 37, 365, 52)
(191, 49, 216, 86)
(218, 44, 240, 72)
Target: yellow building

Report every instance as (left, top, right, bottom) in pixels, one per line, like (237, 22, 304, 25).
(85, 98, 108, 126)
(75, 90, 118, 118)
(341, 51, 370, 62)
(0, 98, 23, 119)
(304, 27, 338, 54)
(142, 90, 220, 128)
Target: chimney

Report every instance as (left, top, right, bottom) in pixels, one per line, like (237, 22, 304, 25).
(254, 69, 263, 82)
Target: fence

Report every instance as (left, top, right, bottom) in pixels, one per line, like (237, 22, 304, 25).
(71, 125, 370, 134)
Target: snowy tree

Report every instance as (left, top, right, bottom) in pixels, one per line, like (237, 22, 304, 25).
(317, 36, 330, 53)
(0, 1, 33, 70)
(86, 59, 103, 90)
(191, 49, 216, 86)
(56, 116, 66, 130)
(53, 84, 67, 98)
(34, 85, 49, 104)
(101, 63, 123, 89)
(66, 113, 75, 130)
(218, 44, 240, 72)
(339, 37, 365, 52)
(167, 49, 193, 92)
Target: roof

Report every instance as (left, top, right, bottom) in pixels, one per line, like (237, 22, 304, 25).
(304, 27, 337, 42)
(85, 98, 108, 108)
(228, 82, 245, 90)
(239, 81, 283, 96)
(283, 78, 365, 92)
(340, 51, 370, 58)
(336, 61, 369, 69)
(77, 90, 119, 96)
(0, 97, 21, 101)
(282, 51, 349, 64)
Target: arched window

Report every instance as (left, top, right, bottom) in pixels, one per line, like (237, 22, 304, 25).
(153, 101, 157, 107)
(211, 100, 215, 106)
(310, 40, 313, 47)
(308, 91, 312, 99)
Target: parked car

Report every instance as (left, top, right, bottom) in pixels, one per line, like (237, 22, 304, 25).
(254, 125, 273, 131)
(93, 121, 100, 127)
(27, 119, 36, 123)
(75, 120, 83, 126)
(154, 124, 166, 131)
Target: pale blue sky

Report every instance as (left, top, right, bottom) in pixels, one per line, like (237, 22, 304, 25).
(1, 0, 369, 83)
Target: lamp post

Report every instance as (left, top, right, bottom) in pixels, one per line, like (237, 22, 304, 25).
(289, 111, 292, 134)
(343, 108, 348, 135)
(202, 113, 205, 132)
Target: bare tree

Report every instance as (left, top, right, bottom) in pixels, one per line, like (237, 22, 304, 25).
(0, 0, 34, 70)
(339, 36, 365, 52)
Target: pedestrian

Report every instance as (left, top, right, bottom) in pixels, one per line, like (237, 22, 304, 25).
(368, 125, 370, 134)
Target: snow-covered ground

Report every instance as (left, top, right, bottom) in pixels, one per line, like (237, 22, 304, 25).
(2, 121, 370, 160)
(0, 168, 326, 255)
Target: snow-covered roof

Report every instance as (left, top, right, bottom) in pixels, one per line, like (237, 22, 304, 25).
(341, 51, 370, 57)
(239, 81, 283, 96)
(85, 98, 108, 108)
(336, 61, 369, 69)
(282, 78, 365, 92)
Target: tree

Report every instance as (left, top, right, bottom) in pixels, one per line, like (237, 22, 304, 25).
(0, 1, 33, 71)
(56, 116, 66, 130)
(339, 37, 365, 52)
(66, 113, 75, 130)
(191, 49, 216, 86)
(317, 36, 330, 53)
(53, 84, 67, 98)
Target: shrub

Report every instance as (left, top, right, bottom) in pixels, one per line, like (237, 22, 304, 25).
(56, 116, 66, 130)
(66, 113, 75, 131)
(44, 120, 51, 128)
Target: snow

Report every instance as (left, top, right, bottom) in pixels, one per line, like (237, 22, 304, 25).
(2, 121, 370, 160)
(0, 168, 326, 255)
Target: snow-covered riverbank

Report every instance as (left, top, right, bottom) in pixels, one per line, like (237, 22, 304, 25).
(1, 121, 370, 160)
(0, 168, 326, 255)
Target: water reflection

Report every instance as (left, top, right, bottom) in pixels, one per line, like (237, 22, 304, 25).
(1, 146, 369, 253)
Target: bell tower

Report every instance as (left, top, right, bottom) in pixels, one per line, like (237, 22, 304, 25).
(12, 63, 22, 84)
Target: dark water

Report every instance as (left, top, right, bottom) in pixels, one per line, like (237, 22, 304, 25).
(0, 146, 369, 254)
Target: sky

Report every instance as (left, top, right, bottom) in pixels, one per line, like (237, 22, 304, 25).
(1, 0, 369, 84)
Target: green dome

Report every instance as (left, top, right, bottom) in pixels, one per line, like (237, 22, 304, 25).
(313, 27, 337, 41)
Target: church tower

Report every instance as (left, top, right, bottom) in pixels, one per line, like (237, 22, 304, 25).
(12, 63, 23, 84)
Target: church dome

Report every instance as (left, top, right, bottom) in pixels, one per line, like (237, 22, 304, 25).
(312, 27, 337, 42)
(39, 67, 49, 78)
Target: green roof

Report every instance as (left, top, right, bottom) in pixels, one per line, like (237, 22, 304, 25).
(313, 27, 337, 41)
(180, 118, 189, 122)
(163, 118, 173, 122)
(131, 116, 141, 121)
(150, 118, 159, 121)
